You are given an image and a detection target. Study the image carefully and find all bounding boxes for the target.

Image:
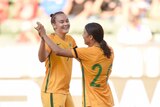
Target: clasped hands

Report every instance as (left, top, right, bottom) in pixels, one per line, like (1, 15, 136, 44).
(34, 22, 46, 39)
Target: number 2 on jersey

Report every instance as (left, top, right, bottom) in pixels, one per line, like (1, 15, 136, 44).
(90, 64, 102, 87)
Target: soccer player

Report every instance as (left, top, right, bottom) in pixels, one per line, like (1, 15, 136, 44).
(35, 22, 114, 107)
(37, 11, 77, 107)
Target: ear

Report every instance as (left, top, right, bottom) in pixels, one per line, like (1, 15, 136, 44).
(90, 35, 94, 40)
(52, 24, 56, 30)
(53, 26, 57, 29)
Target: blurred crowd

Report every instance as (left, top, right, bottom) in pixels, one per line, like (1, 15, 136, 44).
(0, 0, 160, 22)
(0, 0, 160, 44)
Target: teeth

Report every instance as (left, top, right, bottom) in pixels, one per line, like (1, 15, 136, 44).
(63, 27, 68, 29)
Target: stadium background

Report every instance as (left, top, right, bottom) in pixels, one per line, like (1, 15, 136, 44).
(0, 0, 160, 107)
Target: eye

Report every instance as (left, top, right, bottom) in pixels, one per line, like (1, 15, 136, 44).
(66, 19, 69, 23)
(59, 21, 64, 23)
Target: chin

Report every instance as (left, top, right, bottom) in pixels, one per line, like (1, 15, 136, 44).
(84, 42, 87, 45)
(63, 30, 69, 34)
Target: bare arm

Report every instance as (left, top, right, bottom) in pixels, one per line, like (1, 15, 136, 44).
(38, 39, 50, 62)
(42, 34, 73, 57)
(35, 22, 73, 58)
(35, 22, 50, 62)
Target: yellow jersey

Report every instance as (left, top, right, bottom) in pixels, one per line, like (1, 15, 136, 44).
(41, 33, 77, 94)
(72, 46, 114, 107)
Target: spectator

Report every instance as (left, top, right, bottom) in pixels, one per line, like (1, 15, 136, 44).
(64, 0, 95, 20)
(12, 0, 38, 20)
(90, 0, 121, 20)
(0, 0, 9, 23)
(133, 0, 150, 18)
(100, 0, 121, 20)
(11, 0, 40, 44)
(117, 2, 152, 45)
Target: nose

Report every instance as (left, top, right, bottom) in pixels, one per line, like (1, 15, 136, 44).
(64, 21, 69, 26)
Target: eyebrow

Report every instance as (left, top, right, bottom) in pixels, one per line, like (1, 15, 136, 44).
(57, 19, 69, 22)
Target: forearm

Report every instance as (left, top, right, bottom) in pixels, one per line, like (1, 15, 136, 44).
(35, 22, 51, 61)
(42, 35, 73, 57)
(38, 39, 48, 62)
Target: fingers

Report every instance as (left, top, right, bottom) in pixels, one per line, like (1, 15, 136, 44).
(34, 23, 40, 31)
(34, 22, 44, 33)
(37, 22, 41, 25)
(37, 22, 44, 28)
(35, 21, 42, 27)
(34, 22, 46, 38)
(36, 22, 41, 29)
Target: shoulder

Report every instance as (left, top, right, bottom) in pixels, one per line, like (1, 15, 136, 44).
(48, 33, 56, 39)
(66, 34, 76, 41)
(66, 34, 74, 38)
(76, 47, 95, 54)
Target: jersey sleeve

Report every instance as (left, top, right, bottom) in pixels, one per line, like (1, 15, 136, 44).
(72, 39, 77, 48)
(68, 35, 77, 48)
(71, 47, 90, 60)
(71, 48, 78, 58)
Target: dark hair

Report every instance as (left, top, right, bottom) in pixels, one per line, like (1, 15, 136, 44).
(85, 22, 111, 58)
(50, 11, 65, 24)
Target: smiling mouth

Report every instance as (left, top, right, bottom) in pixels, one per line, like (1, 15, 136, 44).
(63, 26, 69, 30)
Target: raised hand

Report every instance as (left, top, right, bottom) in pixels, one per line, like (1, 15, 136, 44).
(35, 22, 47, 38)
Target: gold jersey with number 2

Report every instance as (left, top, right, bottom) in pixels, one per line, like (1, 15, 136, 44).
(72, 46, 114, 107)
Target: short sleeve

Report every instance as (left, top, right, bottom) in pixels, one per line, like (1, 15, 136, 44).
(71, 47, 90, 60)
(68, 35, 77, 48)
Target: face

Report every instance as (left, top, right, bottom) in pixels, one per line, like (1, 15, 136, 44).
(82, 29, 92, 45)
(52, 14, 70, 35)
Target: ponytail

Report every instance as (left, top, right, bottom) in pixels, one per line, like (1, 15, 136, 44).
(100, 40, 111, 58)
(85, 22, 112, 58)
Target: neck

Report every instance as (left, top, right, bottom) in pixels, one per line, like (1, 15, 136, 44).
(88, 41, 99, 47)
(55, 32, 66, 40)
